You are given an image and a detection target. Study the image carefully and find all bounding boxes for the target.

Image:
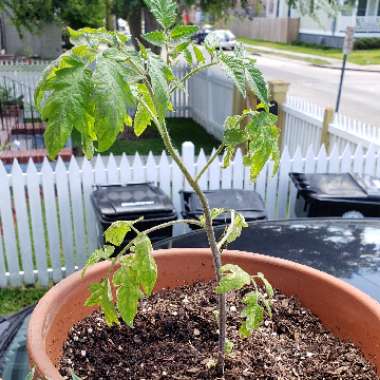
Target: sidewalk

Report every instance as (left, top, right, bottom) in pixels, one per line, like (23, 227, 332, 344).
(244, 44, 380, 73)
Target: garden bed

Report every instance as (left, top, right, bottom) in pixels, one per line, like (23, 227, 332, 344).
(59, 282, 378, 380)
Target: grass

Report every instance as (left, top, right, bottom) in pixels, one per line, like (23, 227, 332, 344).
(239, 37, 380, 65)
(0, 286, 48, 315)
(73, 118, 220, 156)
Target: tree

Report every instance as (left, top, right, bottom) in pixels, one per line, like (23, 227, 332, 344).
(0, 0, 106, 35)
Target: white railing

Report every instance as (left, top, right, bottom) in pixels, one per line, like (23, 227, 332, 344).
(283, 96, 380, 156)
(1, 141, 380, 287)
(336, 16, 380, 33)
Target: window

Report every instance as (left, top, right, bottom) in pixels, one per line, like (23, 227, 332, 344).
(357, 0, 367, 16)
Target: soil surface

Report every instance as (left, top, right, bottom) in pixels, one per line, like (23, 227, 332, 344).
(60, 282, 379, 380)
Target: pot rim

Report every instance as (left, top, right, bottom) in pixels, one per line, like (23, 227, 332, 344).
(27, 248, 380, 379)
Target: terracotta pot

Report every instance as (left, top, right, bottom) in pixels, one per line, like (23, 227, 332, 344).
(28, 249, 380, 379)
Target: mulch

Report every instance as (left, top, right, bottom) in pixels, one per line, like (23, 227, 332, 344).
(59, 282, 379, 380)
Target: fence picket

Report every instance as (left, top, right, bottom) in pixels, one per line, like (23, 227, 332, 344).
(277, 147, 292, 219)
(107, 154, 119, 184)
(81, 158, 98, 254)
(146, 152, 157, 185)
(208, 148, 220, 190)
(265, 161, 279, 219)
(364, 145, 376, 175)
(11, 161, 34, 284)
(353, 145, 364, 174)
(0, 162, 21, 286)
(69, 158, 87, 267)
(196, 149, 208, 190)
(119, 154, 131, 185)
(0, 230, 7, 287)
(56, 158, 75, 274)
(158, 152, 171, 197)
(132, 153, 145, 183)
(288, 148, 304, 218)
(41, 159, 62, 282)
(94, 155, 107, 185)
(340, 145, 353, 173)
(232, 150, 244, 189)
(26, 160, 49, 286)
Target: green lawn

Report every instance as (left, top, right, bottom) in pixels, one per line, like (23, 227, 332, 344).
(73, 118, 220, 156)
(0, 287, 48, 315)
(239, 37, 380, 65)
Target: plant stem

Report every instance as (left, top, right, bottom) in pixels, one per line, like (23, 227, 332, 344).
(156, 120, 227, 376)
(195, 144, 225, 183)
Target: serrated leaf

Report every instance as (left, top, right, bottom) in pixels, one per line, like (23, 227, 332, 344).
(143, 30, 167, 47)
(171, 25, 199, 40)
(68, 27, 127, 47)
(246, 112, 280, 180)
(144, 0, 177, 29)
(219, 54, 246, 97)
(215, 264, 251, 294)
(192, 44, 205, 64)
(224, 128, 248, 146)
(239, 304, 264, 338)
(133, 234, 157, 296)
(85, 279, 119, 326)
(148, 55, 169, 120)
(38, 54, 94, 159)
(199, 208, 225, 226)
(134, 84, 155, 136)
(93, 54, 135, 152)
(223, 146, 235, 169)
(117, 283, 143, 327)
(257, 272, 274, 299)
(171, 41, 191, 60)
(183, 48, 193, 66)
(82, 245, 115, 277)
(245, 64, 269, 105)
(105, 220, 136, 246)
(225, 212, 248, 243)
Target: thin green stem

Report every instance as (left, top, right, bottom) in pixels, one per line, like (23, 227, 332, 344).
(169, 61, 218, 95)
(195, 144, 225, 183)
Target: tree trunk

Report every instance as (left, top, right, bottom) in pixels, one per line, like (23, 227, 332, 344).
(105, 0, 115, 30)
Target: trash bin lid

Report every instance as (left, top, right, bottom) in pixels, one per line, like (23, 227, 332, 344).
(91, 184, 175, 219)
(289, 173, 380, 202)
(188, 189, 266, 222)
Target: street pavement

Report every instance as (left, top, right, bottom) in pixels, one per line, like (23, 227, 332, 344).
(254, 53, 380, 126)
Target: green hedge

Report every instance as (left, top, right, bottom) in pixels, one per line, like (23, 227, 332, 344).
(354, 38, 380, 50)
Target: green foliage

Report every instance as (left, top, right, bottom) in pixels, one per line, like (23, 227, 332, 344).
(82, 245, 115, 277)
(104, 220, 137, 246)
(143, 0, 177, 29)
(215, 264, 251, 294)
(224, 212, 248, 243)
(354, 37, 380, 50)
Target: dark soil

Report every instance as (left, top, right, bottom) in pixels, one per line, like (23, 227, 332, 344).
(59, 282, 379, 380)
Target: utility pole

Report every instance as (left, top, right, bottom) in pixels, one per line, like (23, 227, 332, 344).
(336, 26, 354, 112)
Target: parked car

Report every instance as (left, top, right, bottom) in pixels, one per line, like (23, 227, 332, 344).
(191, 24, 213, 45)
(206, 29, 236, 50)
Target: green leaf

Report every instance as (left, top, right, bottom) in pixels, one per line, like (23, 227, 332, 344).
(215, 264, 251, 294)
(117, 283, 143, 327)
(92, 54, 135, 152)
(104, 220, 137, 246)
(171, 25, 198, 40)
(143, 30, 167, 47)
(39, 54, 94, 159)
(224, 338, 234, 354)
(192, 44, 205, 64)
(148, 55, 169, 120)
(25, 368, 35, 380)
(245, 63, 269, 105)
(199, 208, 225, 226)
(68, 27, 127, 47)
(183, 47, 193, 66)
(85, 279, 119, 326)
(72, 372, 83, 380)
(239, 304, 264, 338)
(225, 212, 248, 243)
(133, 234, 157, 296)
(224, 128, 248, 146)
(245, 112, 280, 180)
(134, 84, 155, 136)
(219, 54, 246, 97)
(171, 41, 191, 60)
(144, 0, 177, 29)
(82, 245, 115, 277)
(257, 272, 274, 299)
(223, 146, 235, 169)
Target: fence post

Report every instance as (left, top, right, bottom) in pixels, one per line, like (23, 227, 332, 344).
(321, 107, 334, 152)
(268, 80, 290, 149)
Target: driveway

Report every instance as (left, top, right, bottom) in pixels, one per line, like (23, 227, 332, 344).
(254, 54, 380, 126)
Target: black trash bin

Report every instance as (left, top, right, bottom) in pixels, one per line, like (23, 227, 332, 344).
(289, 172, 380, 217)
(91, 183, 177, 247)
(180, 189, 267, 229)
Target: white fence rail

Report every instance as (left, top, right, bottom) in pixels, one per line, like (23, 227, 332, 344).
(1, 141, 380, 287)
(283, 96, 380, 156)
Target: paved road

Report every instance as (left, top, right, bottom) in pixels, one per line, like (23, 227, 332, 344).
(254, 54, 380, 126)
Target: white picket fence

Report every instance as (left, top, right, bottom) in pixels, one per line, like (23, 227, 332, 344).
(283, 96, 380, 156)
(1, 141, 380, 287)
